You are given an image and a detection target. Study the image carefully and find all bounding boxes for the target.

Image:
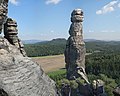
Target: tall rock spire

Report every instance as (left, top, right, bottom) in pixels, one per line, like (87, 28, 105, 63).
(65, 9, 87, 81)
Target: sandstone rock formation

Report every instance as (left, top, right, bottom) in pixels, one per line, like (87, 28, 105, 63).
(64, 9, 87, 81)
(0, 37, 58, 96)
(63, 9, 107, 96)
(4, 18, 27, 57)
(92, 79, 106, 96)
(0, 0, 58, 96)
(4, 18, 19, 45)
(0, 0, 8, 33)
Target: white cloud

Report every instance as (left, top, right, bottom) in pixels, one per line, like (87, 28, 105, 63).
(96, 10, 102, 14)
(46, 0, 62, 5)
(9, 0, 19, 5)
(96, 0, 119, 15)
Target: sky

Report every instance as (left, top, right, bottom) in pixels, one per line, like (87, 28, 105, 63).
(8, 0, 120, 41)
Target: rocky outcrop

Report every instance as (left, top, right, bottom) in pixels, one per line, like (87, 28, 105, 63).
(0, 1, 58, 96)
(64, 9, 87, 81)
(4, 18, 19, 45)
(63, 9, 90, 96)
(0, 0, 8, 33)
(63, 9, 107, 96)
(0, 37, 58, 96)
(4, 18, 27, 57)
(113, 86, 120, 96)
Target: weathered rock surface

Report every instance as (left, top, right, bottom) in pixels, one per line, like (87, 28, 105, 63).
(64, 9, 86, 80)
(4, 18, 19, 45)
(4, 18, 27, 57)
(0, 0, 8, 33)
(63, 9, 107, 96)
(113, 86, 120, 96)
(0, 37, 58, 96)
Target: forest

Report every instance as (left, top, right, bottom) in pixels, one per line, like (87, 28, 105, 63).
(24, 38, 66, 57)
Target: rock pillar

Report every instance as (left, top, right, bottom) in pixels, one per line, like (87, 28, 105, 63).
(65, 9, 87, 80)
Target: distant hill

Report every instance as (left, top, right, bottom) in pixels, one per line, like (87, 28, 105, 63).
(22, 40, 47, 44)
(22, 38, 120, 44)
(84, 39, 101, 42)
(24, 38, 67, 57)
(24, 38, 120, 57)
(36, 38, 67, 45)
(22, 39, 98, 44)
(50, 38, 67, 44)
(22, 38, 66, 44)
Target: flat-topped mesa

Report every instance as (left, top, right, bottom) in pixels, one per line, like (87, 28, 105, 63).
(0, 0, 8, 33)
(65, 9, 88, 82)
(4, 18, 27, 57)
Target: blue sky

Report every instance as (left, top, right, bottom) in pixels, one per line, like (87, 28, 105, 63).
(8, 0, 120, 41)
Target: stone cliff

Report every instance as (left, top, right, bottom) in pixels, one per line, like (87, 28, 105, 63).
(0, 37, 58, 96)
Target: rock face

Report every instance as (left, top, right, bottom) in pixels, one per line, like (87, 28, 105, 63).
(0, 0, 8, 33)
(0, 37, 58, 96)
(4, 18, 19, 45)
(64, 9, 86, 80)
(0, 1, 58, 96)
(4, 18, 27, 57)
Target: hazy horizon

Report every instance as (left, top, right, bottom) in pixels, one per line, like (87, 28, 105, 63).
(22, 38, 120, 41)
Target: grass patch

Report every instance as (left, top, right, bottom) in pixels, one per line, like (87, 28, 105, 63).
(47, 69, 66, 81)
